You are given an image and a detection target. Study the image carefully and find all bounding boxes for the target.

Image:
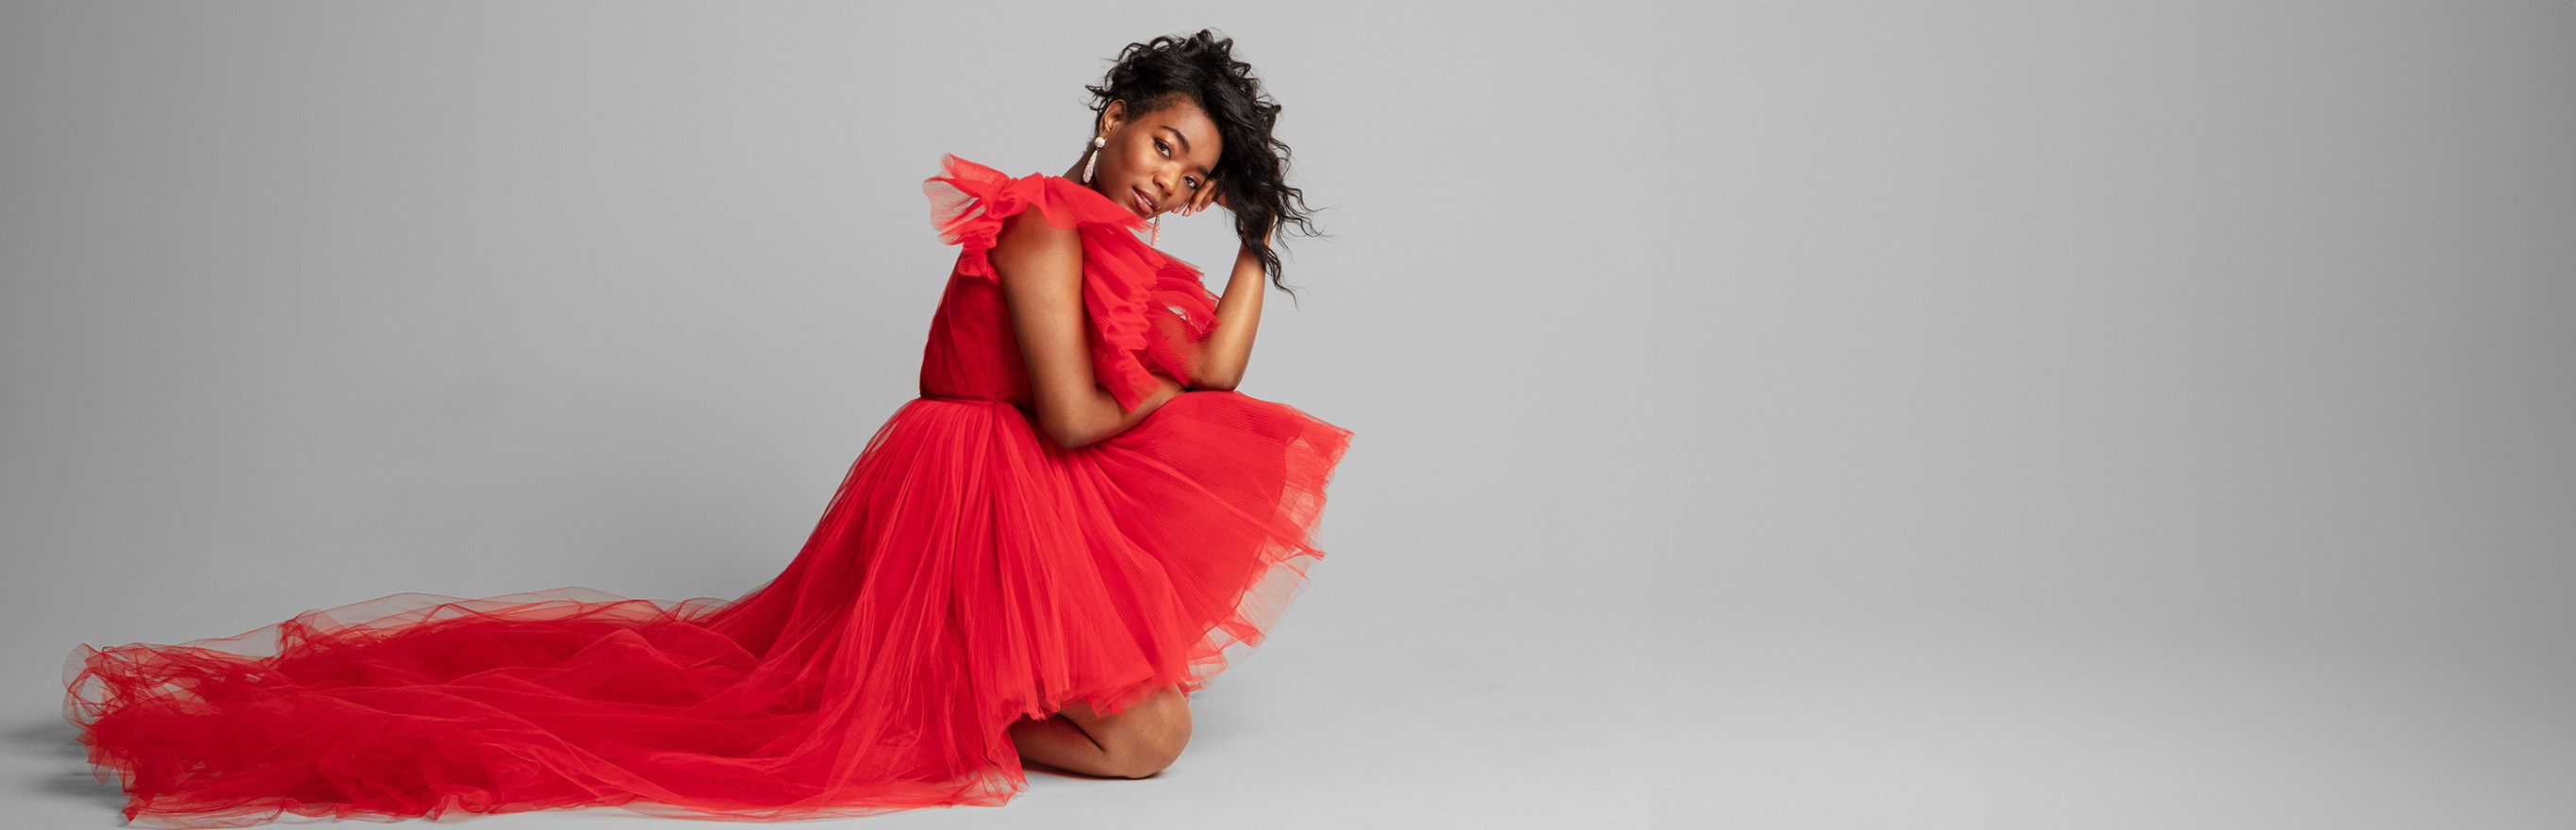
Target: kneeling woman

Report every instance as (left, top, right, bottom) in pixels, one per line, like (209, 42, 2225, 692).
(66, 29, 1346, 827)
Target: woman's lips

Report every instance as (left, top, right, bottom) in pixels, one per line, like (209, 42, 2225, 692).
(1132, 187, 1157, 215)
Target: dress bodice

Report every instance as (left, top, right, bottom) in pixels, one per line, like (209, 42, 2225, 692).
(917, 270, 1033, 405)
(913, 156, 1218, 409)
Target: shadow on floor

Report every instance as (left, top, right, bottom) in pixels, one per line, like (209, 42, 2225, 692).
(8, 717, 124, 812)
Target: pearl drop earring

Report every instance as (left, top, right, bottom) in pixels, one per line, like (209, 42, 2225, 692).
(1081, 136, 1104, 184)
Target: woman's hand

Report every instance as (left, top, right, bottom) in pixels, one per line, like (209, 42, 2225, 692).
(1177, 181, 1276, 248)
(1178, 176, 1224, 218)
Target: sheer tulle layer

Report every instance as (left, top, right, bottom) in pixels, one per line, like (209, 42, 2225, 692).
(66, 391, 1347, 827)
(66, 590, 995, 827)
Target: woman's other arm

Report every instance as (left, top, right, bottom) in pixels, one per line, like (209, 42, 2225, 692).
(989, 211, 1181, 449)
(1188, 241, 1265, 390)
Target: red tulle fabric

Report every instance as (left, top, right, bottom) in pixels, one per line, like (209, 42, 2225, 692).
(63, 155, 1350, 827)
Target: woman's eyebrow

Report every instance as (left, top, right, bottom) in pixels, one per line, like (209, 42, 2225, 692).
(1159, 126, 1211, 176)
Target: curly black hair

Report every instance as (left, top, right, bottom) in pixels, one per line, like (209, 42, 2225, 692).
(1087, 30, 1318, 292)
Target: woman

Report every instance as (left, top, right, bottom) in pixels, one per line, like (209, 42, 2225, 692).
(66, 30, 1346, 826)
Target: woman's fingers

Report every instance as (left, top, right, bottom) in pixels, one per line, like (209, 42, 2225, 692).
(1186, 181, 1221, 217)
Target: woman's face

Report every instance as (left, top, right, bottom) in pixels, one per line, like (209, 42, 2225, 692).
(1090, 96, 1222, 220)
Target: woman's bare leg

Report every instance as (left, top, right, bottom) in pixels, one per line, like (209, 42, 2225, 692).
(1009, 687, 1192, 779)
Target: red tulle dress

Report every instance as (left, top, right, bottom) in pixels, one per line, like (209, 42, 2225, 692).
(62, 156, 1351, 828)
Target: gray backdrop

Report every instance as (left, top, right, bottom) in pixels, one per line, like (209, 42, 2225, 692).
(2, 2, 2568, 828)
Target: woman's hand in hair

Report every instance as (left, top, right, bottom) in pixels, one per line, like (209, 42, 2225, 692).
(1179, 176, 1222, 218)
(1179, 182, 1277, 250)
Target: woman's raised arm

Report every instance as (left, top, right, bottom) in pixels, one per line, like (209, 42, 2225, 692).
(988, 210, 1181, 449)
(1188, 241, 1267, 390)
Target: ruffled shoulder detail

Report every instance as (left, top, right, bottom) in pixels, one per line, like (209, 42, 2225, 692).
(924, 155, 1144, 281)
(1078, 226, 1218, 409)
(923, 155, 1219, 411)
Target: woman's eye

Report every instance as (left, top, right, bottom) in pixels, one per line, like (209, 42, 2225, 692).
(1154, 140, 1169, 157)
(1186, 177, 1199, 190)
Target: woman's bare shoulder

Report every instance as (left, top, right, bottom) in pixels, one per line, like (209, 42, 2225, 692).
(989, 209, 1082, 281)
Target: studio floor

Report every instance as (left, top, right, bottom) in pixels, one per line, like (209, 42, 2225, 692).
(8, 609, 2568, 828)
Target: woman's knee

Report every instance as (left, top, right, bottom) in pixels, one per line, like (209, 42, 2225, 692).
(1104, 731, 1186, 778)
(1104, 691, 1192, 778)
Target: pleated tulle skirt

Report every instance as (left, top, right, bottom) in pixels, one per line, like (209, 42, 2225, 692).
(64, 391, 1348, 827)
